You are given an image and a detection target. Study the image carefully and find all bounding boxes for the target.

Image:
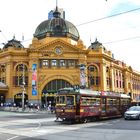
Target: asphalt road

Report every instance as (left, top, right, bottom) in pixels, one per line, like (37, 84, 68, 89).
(0, 111, 140, 140)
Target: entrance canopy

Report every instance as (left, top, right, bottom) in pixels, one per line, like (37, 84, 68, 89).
(0, 82, 8, 91)
(42, 90, 57, 97)
(42, 93, 56, 97)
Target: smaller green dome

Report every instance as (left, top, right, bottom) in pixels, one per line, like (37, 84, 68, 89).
(3, 39, 24, 49)
(88, 38, 102, 50)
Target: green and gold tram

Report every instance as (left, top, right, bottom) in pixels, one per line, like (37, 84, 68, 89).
(55, 88, 131, 123)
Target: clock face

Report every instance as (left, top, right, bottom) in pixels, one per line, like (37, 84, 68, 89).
(55, 47, 62, 55)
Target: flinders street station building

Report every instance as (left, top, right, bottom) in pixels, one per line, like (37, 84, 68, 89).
(0, 7, 140, 107)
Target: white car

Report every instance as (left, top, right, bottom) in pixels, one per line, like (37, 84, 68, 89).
(124, 106, 140, 120)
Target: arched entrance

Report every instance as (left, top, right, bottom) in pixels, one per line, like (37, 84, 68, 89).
(14, 93, 28, 107)
(41, 79, 72, 108)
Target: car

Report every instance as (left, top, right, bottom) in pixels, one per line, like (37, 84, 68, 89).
(124, 106, 140, 120)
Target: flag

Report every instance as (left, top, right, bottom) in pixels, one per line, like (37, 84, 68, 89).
(22, 33, 24, 41)
(13, 34, 15, 39)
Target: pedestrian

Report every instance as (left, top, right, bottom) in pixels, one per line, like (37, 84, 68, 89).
(48, 104, 51, 113)
(37, 105, 40, 112)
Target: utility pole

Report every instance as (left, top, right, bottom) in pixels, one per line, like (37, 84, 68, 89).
(22, 64, 25, 111)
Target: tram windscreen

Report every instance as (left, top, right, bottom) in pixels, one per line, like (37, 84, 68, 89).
(56, 96, 65, 104)
(56, 95, 74, 106)
(66, 96, 74, 106)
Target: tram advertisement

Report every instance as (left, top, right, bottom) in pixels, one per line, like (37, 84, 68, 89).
(32, 64, 37, 96)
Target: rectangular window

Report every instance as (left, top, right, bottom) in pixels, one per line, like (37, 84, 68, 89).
(68, 60, 75, 67)
(19, 76, 23, 86)
(116, 80, 118, 87)
(106, 77, 109, 86)
(120, 81, 122, 88)
(60, 60, 65, 67)
(96, 76, 99, 85)
(42, 60, 49, 66)
(90, 76, 94, 85)
(52, 60, 57, 66)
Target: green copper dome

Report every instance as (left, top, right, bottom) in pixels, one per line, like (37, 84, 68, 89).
(34, 7, 80, 41)
(3, 39, 24, 49)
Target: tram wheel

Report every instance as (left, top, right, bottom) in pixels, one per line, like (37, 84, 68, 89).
(80, 118, 88, 123)
(84, 118, 88, 123)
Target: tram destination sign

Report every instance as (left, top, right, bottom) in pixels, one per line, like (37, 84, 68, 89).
(101, 91, 121, 97)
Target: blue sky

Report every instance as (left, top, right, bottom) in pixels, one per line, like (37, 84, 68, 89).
(0, 0, 140, 71)
(109, 1, 138, 13)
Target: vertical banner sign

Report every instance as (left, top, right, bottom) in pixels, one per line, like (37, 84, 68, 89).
(80, 65, 86, 87)
(32, 64, 37, 96)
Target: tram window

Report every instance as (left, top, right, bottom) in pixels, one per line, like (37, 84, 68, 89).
(96, 98, 100, 105)
(90, 99, 96, 105)
(113, 99, 119, 105)
(121, 99, 129, 105)
(81, 97, 100, 106)
(81, 97, 87, 105)
(66, 96, 74, 105)
(107, 98, 119, 105)
(90, 98, 100, 105)
(107, 99, 113, 105)
(59, 96, 65, 104)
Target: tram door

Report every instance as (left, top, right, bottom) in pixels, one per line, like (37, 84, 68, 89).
(76, 95, 80, 115)
(101, 98, 106, 114)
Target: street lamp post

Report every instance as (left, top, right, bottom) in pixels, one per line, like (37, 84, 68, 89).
(22, 64, 25, 111)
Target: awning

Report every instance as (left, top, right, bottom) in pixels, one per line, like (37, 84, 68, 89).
(42, 93, 56, 97)
(0, 82, 8, 91)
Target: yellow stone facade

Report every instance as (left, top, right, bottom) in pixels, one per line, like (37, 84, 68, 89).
(0, 8, 140, 107)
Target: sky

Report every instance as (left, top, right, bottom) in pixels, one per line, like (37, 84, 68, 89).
(0, 0, 140, 71)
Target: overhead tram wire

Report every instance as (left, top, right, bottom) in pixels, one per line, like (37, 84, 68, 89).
(74, 7, 140, 45)
(103, 35, 140, 45)
(76, 7, 140, 27)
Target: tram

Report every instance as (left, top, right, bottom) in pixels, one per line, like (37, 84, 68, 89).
(55, 87, 131, 123)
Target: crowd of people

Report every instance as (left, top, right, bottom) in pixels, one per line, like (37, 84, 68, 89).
(0, 101, 55, 113)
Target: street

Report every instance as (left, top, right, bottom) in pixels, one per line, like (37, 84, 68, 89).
(0, 111, 140, 140)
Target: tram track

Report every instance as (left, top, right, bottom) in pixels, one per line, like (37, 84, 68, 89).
(0, 116, 140, 140)
(0, 116, 106, 138)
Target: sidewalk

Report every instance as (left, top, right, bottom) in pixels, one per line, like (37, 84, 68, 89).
(0, 106, 55, 114)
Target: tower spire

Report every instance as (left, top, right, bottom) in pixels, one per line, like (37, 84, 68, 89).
(56, 0, 58, 7)
(53, 0, 60, 18)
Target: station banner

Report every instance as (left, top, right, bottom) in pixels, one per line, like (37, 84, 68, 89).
(80, 64, 86, 88)
(32, 64, 37, 96)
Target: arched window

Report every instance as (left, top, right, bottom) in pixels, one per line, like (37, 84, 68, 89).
(45, 79, 72, 91)
(106, 66, 110, 87)
(88, 65, 99, 87)
(15, 64, 28, 86)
